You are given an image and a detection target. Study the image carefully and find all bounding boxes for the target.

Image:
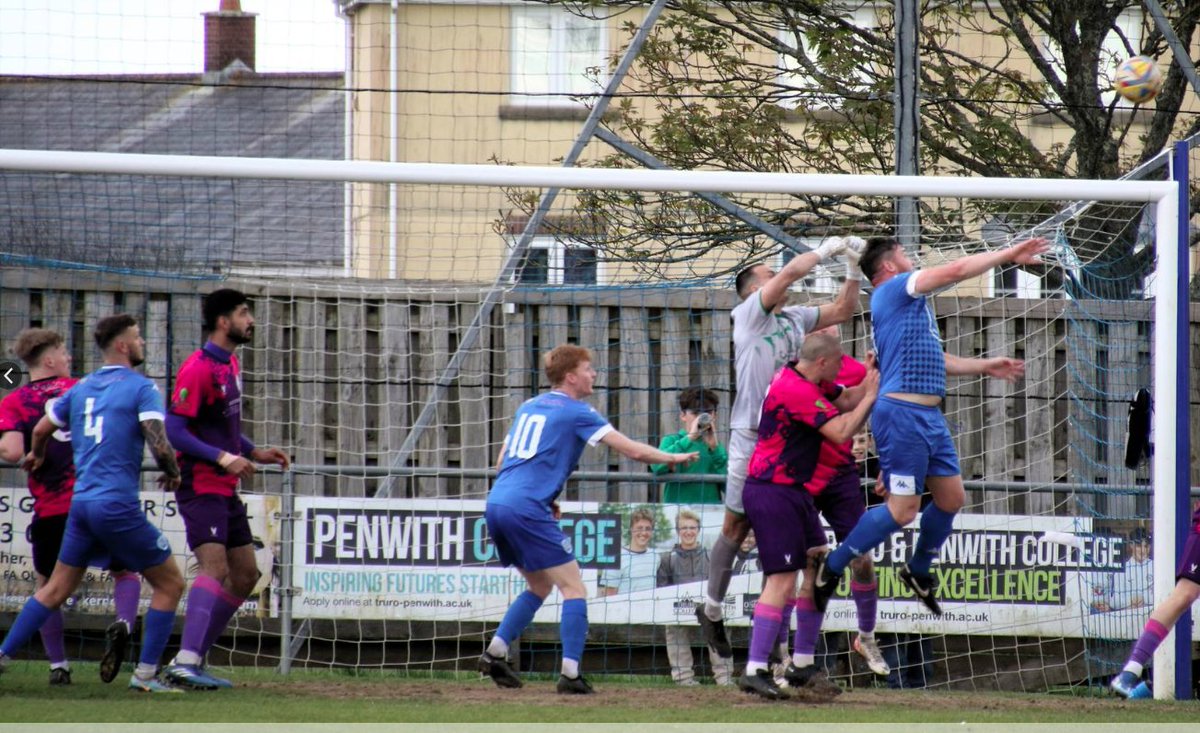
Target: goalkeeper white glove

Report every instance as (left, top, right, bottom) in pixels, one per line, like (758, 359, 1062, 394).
(842, 236, 867, 264)
(843, 236, 867, 281)
(813, 236, 846, 261)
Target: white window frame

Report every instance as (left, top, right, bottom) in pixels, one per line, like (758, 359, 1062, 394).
(1041, 9, 1143, 108)
(509, 235, 603, 286)
(997, 267, 1043, 299)
(777, 6, 877, 111)
(510, 5, 607, 108)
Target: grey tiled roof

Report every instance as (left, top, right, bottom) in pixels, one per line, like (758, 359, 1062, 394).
(0, 72, 344, 273)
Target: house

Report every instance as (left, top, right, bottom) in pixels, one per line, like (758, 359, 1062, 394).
(0, 2, 345, 277)
(332, 1, 1190, 298)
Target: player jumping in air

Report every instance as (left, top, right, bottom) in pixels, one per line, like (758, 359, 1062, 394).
(813, 236, 1047, 615)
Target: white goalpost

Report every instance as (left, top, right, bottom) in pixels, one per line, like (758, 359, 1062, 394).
(0, 147, 1183, 696)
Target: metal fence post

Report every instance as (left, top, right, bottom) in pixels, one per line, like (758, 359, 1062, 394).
(277, 467, 295, 675)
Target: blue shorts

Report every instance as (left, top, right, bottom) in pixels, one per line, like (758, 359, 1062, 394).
(485, 502, 574, 572)
(59, 499, 172, 573)
(28, 513, 126, 577)
(871, 397, 960, 496)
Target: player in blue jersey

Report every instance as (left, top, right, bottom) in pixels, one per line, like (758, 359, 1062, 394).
(478, 344, 698, 694)
(0, 314, 186, 693)
(813, 236, 1048, 616)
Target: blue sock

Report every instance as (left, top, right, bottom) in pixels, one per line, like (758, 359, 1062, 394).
(827, 505, 902, 574)
(139, 608, 176, 667)
(0, 598, 53, 658)
(494, 590, 544, 648)
(909, 504, 957, 576)
(560, 598, 588, 669)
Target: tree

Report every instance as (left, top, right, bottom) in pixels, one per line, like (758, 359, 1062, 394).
(512, 0, 1199, 297)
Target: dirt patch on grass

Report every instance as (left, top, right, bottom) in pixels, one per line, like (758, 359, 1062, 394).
(248, 677, 1131, 716)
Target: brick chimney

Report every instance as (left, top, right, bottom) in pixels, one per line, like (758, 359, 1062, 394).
(203, 0, 257, 73)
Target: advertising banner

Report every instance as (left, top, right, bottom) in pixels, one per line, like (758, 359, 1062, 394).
(0, 488, 277, 618)
(0, 488, 1157, 639)
(289, 497, 1156, 638)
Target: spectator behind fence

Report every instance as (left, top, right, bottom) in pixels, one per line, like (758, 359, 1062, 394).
(651, 387, 727, 505)
(657, 509, 733, 686)
(599, 508, 660, 596)
(732, 529, 761, 575)
(1092, 529, 1153, 613)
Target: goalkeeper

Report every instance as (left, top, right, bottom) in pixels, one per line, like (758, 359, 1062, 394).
(696, 236, 864, 659)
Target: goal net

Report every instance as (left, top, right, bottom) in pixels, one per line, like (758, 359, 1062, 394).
(0, 149, 1181, 695)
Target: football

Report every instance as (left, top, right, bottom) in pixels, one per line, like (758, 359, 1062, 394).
(1114, 55, 1164, 104)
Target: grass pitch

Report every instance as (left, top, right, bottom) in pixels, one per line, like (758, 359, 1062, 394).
(0, 661, 1193, 724)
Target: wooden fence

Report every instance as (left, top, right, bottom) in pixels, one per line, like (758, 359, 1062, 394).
(0, 266, 1190, 521)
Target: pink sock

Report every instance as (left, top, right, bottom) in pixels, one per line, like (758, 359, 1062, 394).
(793, 596, 824, 658)
(200, 586, 246, 656)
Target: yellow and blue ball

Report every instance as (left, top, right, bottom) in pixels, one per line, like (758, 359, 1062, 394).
(1114, 55, 1164, 104)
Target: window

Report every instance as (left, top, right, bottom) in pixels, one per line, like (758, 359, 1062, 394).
(511, 6, 606, 107)
(994, 266, 1043, 298)
(1041, 9, 1143, 107)
(777, 7, 877, 110)
(775, 240, 842, 295)
(512, 236, 600, 285)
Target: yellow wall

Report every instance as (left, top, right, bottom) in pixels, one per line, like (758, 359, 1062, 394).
(345, 3, 1187, 288)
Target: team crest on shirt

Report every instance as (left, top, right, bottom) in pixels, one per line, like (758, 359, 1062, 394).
(173, 388, 189, 408)
(815, 399, 829, 409)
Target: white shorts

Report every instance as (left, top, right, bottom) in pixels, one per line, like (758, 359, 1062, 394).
(724, 428, 758, 515)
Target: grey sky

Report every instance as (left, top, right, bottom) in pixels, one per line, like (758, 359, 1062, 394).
(0, 0, 345, 75)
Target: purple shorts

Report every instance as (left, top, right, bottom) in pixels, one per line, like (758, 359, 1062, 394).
(743, 477, 826, 576)
(814, 472, 867, 542)
(28, 513, 69, 578)
(1178, 531, 1200, 584)
(177, 490, 254, 551)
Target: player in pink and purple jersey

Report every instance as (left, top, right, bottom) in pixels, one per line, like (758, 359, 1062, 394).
(737, 332, 879, 700)
(790, 325, 892, 681)
(162, 290, 289, 690)
(1110, 509, 1200, 699)
(0, 328, 142, 685)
